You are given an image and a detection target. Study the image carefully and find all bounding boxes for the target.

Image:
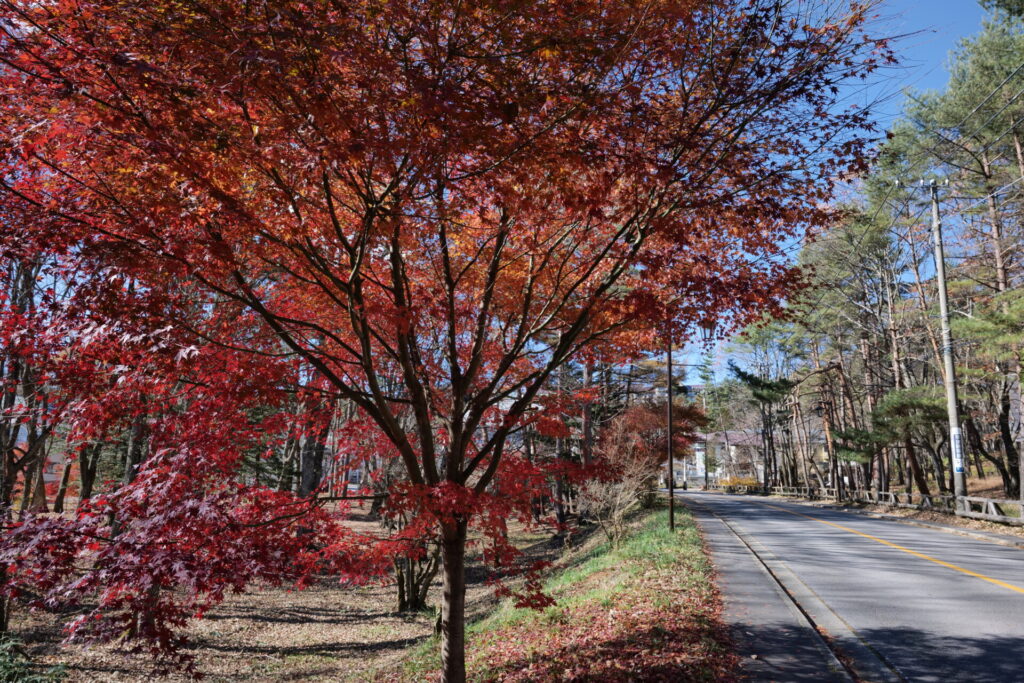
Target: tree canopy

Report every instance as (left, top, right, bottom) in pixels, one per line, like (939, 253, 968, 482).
(0, 0, 888, 678)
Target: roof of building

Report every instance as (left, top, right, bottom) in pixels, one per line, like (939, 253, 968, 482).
(695, 431, 763, 447)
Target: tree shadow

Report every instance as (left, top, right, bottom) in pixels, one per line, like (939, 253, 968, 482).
(485, 619, 1024, 682)
(189, 634, 425, 657)
(848, 626, 1024, 682)
(200, 604, 402, 625)
(730, 621, 1024, 682)
(476, 618, 736, 682)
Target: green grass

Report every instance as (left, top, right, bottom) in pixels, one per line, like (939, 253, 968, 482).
(400, 503, 716, 680)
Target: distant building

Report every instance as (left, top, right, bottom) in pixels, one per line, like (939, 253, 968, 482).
(659, 458, 688, 488)
(690, 430, 831, 486)
(42, 450, 62, 484)
(693, 431, 765, 484)
(659, 430, 752, 487)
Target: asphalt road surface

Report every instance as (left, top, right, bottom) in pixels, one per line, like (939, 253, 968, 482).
(682, 490, 1024, 682)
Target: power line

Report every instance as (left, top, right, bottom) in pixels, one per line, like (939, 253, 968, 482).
(952, 175, 1024, 214)
(978, 117, 1024, 156)
(960, 82, 1024, 144)
(944, 59, 1024, 136)
(793, 200, 927, 314)
(898, 59, 1024, 164)
(868, 181, 898, 224)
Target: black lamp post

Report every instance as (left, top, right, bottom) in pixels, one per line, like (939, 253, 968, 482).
(666, 340, 675, 532)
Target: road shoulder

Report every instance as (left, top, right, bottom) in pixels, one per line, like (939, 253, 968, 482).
(688, 498, 852, 682)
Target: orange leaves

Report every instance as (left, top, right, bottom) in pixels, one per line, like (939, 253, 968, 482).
(0, 0, 888, 668)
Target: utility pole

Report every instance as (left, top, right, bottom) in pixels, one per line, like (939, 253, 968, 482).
(667, 340, 675, 532)
(926, 179, 968, 503)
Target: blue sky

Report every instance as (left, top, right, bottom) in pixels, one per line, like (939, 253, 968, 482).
(690, 1, 993, 378)
(872, 0, 990, 122)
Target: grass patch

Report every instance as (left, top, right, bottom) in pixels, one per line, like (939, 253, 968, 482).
(398, 503, 735, 681)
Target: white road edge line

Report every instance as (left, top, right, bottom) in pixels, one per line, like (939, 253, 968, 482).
(688, 496, 906, 683)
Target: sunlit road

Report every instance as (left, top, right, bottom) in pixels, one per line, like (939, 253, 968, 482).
(682, 491, 1024, 682)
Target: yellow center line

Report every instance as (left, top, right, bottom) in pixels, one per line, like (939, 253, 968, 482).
(748, 499, 1024, 596)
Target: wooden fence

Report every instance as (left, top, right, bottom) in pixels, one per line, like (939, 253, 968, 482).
(704, 483, 1024, 527)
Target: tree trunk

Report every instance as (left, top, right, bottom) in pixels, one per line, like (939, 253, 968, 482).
(923, 442, 948, 494)
(891, 447, 905, 488)
(440, 519, 468, 683)
(78, 443, 101, 508)
(794, 402, 812, 488)
(553, 367, 567, 525)
(904, 437, 930, 496)
(819, 399, 840, 496)
(395, 544, 440, 612)
(859, 332, 885, 491)
(396, 558, 408, 611)
(125, 414, 148, 485)
(1015, 401, 1024, 501)
(0, 567, 10, 634)
(18, 432, 49, 518)
(966, 414, 1013, 495)
(112, 415, 148, 536)
(582, 362, 594, 466)
(53, 456, 74, 514)
(299, 420, 330, 498)
(998, 383, 1021, 495)
(29, 454, 48, 512)
(278, 432, 298, 493)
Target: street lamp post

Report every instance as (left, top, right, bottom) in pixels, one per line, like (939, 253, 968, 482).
(701, 390, 710, 490)
(664, 353, 711, 526)
(666, 340, 675, 532)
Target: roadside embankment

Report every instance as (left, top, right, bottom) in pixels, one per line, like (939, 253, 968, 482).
(398, 504, 737, 682)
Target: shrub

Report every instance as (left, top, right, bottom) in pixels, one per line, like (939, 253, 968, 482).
(0, 634, 65, 683)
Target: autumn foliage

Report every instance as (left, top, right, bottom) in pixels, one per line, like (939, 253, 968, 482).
(580, 403, 704, 544)
(0, 0, 889, 678)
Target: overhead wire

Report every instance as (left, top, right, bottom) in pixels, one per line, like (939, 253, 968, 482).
(959, 82, 1024, 143)
(792, 195, 926, 314)
(814, 59, 1024, 255)
(941, 58, 1024, 135)
(897, 58, 1024, 165)
(949, 174, 1024, 215)
(762, 50, 1024, 360)
(978, 115, 1024, 156)
(755, 57, 1024, 315)
(894, 55, 1024, 229)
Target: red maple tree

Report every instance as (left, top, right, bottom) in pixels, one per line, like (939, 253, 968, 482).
(0, 0, 889, 678)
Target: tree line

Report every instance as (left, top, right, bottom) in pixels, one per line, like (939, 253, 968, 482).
(718, 3, 1024, 503)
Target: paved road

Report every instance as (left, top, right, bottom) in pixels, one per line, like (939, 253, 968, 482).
(682, 491, 1024, 682)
